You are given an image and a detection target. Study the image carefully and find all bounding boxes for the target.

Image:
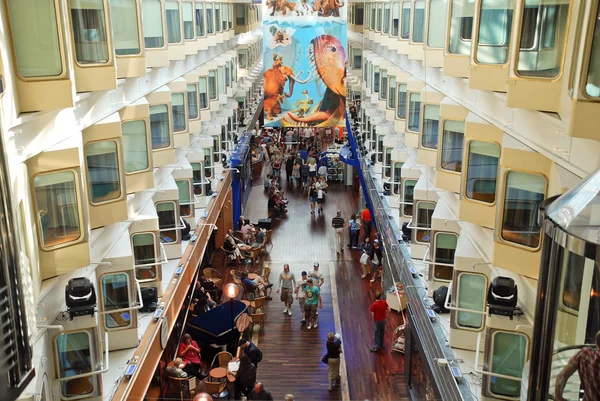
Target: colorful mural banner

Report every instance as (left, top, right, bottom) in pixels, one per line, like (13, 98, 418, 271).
(262, 0, 347, 128)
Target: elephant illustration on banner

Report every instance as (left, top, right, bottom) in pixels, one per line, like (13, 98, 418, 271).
(263, 54, 311, 121)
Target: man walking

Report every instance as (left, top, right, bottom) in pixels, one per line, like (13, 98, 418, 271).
(310, 262, 324, 316)
(304, 278, 322, 329)
(369, 291, 390, 352)
(238, 338, 263, 370)
(248, 382, 274, 400)
(295, 271, 309, 325)
(555, 330, 600, 401)
(361, 207, 372, 240)
(332, 211, 346, 254)
(277, 264, 296, 316)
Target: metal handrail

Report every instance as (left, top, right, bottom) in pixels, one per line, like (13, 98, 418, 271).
(406, 218, 432, 231)
(443, 282, 487, 316)
(98, 279, 144, 316)
(55, 332, 110, 382)
(474, 331, 523, 382)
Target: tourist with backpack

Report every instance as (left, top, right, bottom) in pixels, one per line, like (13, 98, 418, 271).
(238, 338, 263, 371)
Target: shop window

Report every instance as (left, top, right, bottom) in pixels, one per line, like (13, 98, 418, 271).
(122, 120, 149, 173)
(195, 2, 205, 36)
(440, 120, 464, 173)
(165, 1, 181, 44)
(383, 3, 391, 34)
(204, 148, 213, 179)
(489, 331, 528, 398)
(156, 201, 178, 243)
(432, 232, 457, 282)
(560, 252, 585, 312)
(239, 50, 248, 69)
(70, 0, 110, 65)
(408, 92, 421, 132)
(206, 3, 214, 34)
(476, 0, 514, 65)
(380, 70, 388, 100)
(110, 0, 141, 56)
(401, 1, 411, 39)
(171, 93, 186, 133)
(585, 6, 600, 97)
(101, 273, 132, 329)
(33, 171, 82, 249)
(199, 76, 209, 109)
(414, 201, 435, 243)
(392, 162, 404, 195)
(133, 232, 158, 281)
(7, 0, 64, 78)
(56, 331, 95, 398)
(376, 3, 383, 32)
(383, 147, 392, 177)
(427, 0, 447, 48)
(465, 141, 499, 203)
(176, 179, 192, 217)
(85, 140, 122, 204)
(191, 162, 205, 196)
(455, 272, 486, 329)
(142, 0, 164, 48)
(373, 66, 380, 93)
(182, 1, 194, 40)
(388, 76, 396, 109)
(187, 84, 198, 119)
(412, 1, 425, 43)
(448, 0, 473, 55)
(391, 2, 400, 36)
(150, 105, 170, 150)
(397, 84, 407, 119)
(218, 66, 226, 94)
(422, 105, 440, 149)
(214, 3, 221, 32)
(228, 4, 233, 29)
(353, 48, 362, 69)
(209, 70, 217, 100)
(501, 171, 546, 248)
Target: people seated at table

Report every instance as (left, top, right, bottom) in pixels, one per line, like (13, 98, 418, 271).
(199, 275, 222, 302)
(193, 287, 216, 315)
(241, 272, 272, 299)
(268, 194, 287, 220)
(247, 382, 274, 400)
(166, 357, 200, 380)
(231, 354, 256, 399)
(225, 229, 252, 264)
(177, 334, 204, 378)
(251, 229, 267, 249)
(239, 219, 256, 242)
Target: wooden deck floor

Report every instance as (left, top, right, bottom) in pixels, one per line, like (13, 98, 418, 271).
(221, 173, 410, 401)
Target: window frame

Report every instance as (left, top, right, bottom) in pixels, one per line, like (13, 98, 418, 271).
(387, 75, 397, 110)
(454, 272, 487, 331)
(580, 0, 600, 100)
(155, 200, 180, 244)
(176, 178, 193, 217)
(171, 92, 187, 133)
(149, 103, 172, 150)
(109, 0, 144, 58)
(391, 161, 404, 195)
(379, 69, 388, 100)
(99, 271, 135, 331)
(487, 330, 530, 399)
(439, 119, 464, 173)
(68, 0, 114, 66)
(195, 1, 205, 37)
(396, 83, 408, 120)
(84, 139, 123, 205)
(187, 83, 199, 120)
(413, 200, 436, 244)
(132, 231, 160, 282)
(182, 0, 196, 41)
(407, 91, 421, 133)
(121, 119, 151, 175)
(53, 330, 99, 400)
(141, 0, 166, 49)
(473, 0, 514, 66)
(431, 231, 458, 283)
(411, 0, 425, 44)
(421, 104, 440, 150)
(191, 161, 207, 196)
(463, 140, 501, 205)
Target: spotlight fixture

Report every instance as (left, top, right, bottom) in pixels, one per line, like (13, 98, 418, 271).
(65, 277, 97, 320)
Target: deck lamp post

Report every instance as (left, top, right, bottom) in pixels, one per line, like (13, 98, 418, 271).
(224, 283, 239, 347)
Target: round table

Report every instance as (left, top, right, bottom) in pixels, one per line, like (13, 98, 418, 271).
(209, 367, 227, 381)
(236, 313, 251, 332)
(241, 300, 251, 307)
(227, 372, 236, 382)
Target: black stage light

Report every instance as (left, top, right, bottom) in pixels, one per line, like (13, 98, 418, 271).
(432, 286, 450, 314)
(488, 276, 519, 319)
(141, 287, 158, 312)
(65, 277, 97, 320)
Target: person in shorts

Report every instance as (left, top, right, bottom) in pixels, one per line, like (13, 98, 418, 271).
(304, 278, 322, 330)
(295, 271, 309, 325)
(277, 264, 296, 316)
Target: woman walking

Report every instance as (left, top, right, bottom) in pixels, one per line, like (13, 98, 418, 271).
(308, 183, 318, 215)
(325, 332, 342, 392)
(359, 237, 373, 279)
(292, 161, 301, 189)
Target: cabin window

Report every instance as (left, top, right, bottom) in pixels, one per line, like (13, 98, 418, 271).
(370, 3, 376, 30)
(489, 331, 528, 398)
(401, 2, 411, 39)
(199, 77, 209, 109)
(440, 120, 464, 173)
(56, 331, 95, 398)
(388, 76, 397, 109)
(414, 201, 435, 243)
(122, 120, 149, 173)
(427, 0, 447, 48)
(236, 5, 245, 25)
(391, 2, 400, 37)
(187, 84, 199, 119)
(150, 105, 171, 150)
(142, 0, 164, 48)
(412, 1, 425, 44)
(228, 4, 233, 29)
(165, 1, 181, 44)
(7, 0, 63, 77)
(355, 4, 364, 25)
(182, 1, 194, 40)
(456, 272, 486, 329)
(448, 0, 473, 55)
(408, 92, 421, 132)
(176, 179, 192, 217)
(422, 105, 440, 149)
(353, 48, 362, 69)
(110, 0, 141, 56)
(214, 3, 221, 32)
(209, 70, 218, 100)
(34, 171, 82, 249)
(85, 140, 122, 204)
(389, 162, 403, 195)
(397, 84, 408, 119)
(383, 3, 391, 34)
(585, 6, 600, 97)
(377, 136, 384, 163)
(70, 0, 110, 65)
(221, 3, 227, 32)
(101, 273, 132, 329)
(432, 232, 457, 281)
(195, 2, 205, 36)
(383, 147, 393, 177)
(501, 171, 546, 248)
(212, 135, 220, 163)
(191, 162, 205, 196)
(239, 50, 248, 69)
(380, 70, 388, 100)
(476, 0, 514, 65)
(133, 233, 157, 281)
(206, 3, 214, 34)
(156, 201, 178, 243)
(171, 93, 186, 133)
(373, 66, 380, 92)
(204, 148, 213, 179)
(376, 3, 383, 32)
(465, 141, 499, 203)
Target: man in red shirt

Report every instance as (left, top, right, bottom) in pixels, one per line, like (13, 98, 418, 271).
(555, 331, 600, 401)
(361, 208, 372, 241)
(369, 291, 390, 352)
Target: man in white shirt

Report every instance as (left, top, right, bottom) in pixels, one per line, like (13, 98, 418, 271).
(309, 262, 324, 316)
(295, 271, 309, 325)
